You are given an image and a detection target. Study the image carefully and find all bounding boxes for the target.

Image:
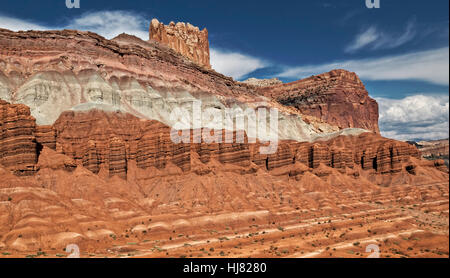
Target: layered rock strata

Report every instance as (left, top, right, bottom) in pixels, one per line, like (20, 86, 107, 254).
(0, 28, 370, 142)
(47, 109, 441, 181)
(0, 100, 38, 175)
(0, 102, 439, 181)
(257, 70, 380, 133)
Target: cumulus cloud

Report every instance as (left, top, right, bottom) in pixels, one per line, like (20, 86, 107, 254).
(279, 47, 449, 85)
(66, 11, 149, 40)
(345, 21, 416, 53)
(377, 94, 449, 141)
(210, 48, 267, 80)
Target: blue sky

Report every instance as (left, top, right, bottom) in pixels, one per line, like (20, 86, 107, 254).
(0, 0, 448, 140)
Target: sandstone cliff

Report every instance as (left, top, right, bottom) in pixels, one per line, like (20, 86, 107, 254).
(0, 28, 372, 143)
(257, 69, 380, 133)
(149, 18, 211, 68)
(0, 100, 38, 175)
(1, 100, 439, 183)
(48, 109, 445, 183)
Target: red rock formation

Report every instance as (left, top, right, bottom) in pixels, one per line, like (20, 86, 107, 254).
(47, 109, 426, 179)
(108, 137, 127, 179)
(37, 146, 76, 172)
(35, 125, 56, 150)
(82, 140, 100, 174)
(136, 126, 191, 172)
(257, 69, 380, 133)
(0, 100, 38, 175)
(326, 133, 420, 173)
(0, 28, 252, 103)
(0, 94, 436, 183)
(280, 132, 420, 175)
(149, 19, 211, 68)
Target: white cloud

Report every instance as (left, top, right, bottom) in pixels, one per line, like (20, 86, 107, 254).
(0, 15, 48, 31)
(66, 11, 149, 40)
(345, 21, 416, 53)
(345, 26, 379, 53)
(377, 94, 449, 141)
(210, 48, 267, 80)
(279, 47, 449, 85)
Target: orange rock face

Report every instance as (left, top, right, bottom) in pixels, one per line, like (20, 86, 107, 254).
(149, 18, 211, 68)
(35, 125, 56, 150)
(258, 69, 380, 133)
(44, 109, 444, 183)
(0, 100, 38, 175)
(0, 101, 442, 181)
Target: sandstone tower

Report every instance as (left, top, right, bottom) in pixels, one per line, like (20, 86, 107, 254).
(149, 18, 211, 69)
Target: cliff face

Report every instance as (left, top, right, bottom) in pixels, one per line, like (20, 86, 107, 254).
(258, 70, 380, 133)
(149, 19, 211, 69)
(0, 28, 442, 182)
(0, 99, 431, 181)
(45, 109, 443, 183)
(0, 28, 368, 143)
(0, 100, 38, 175)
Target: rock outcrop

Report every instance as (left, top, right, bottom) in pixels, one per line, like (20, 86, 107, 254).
(108, 137, 127, 179)
(0, 100, 38, 175)
(0, 101, 439, 181)
(0, 28, 374, 142)
(0, 28, 442, 182)
(0, 92, 443, 191)
(250, 132, 422, 175)
(149, 18, 211, 68)
(242, 78, 283, 87)
(46, 109, 440, 182)
(257, 69, 380, 133)
(35, 125, 56, 150)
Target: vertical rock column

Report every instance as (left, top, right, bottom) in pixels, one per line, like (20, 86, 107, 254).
(149, 18, 211, 69)
(0, 100, 38, 175)
(82, 140, 100, 174)
(108, 137, 127, 179)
